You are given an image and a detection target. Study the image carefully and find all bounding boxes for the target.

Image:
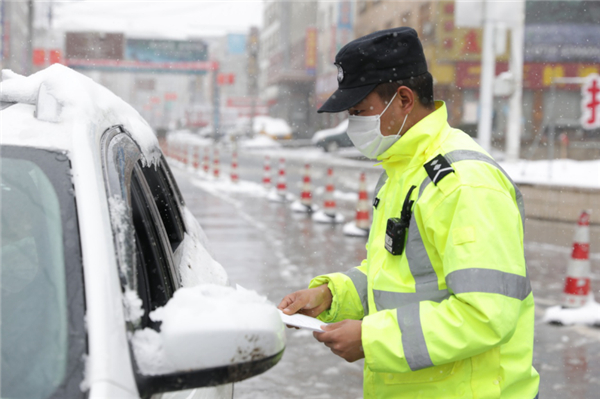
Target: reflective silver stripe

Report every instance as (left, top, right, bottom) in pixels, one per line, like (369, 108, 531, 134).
(373, 171, 388, 199)
(397, 304, 433, 370)
(444, 149, 525, 228)
(374, 289, 450, 310)
(406, 177, 438, 294)
(343, 268, 369, 316)
(446, 268, 532, 300)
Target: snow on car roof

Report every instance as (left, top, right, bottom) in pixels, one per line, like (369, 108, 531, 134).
(311, 119, 349, 143)
(1, 64, 160, 165)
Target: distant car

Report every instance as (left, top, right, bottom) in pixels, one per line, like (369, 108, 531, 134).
(312, 119, 353, 152)
(253, 115, 293, 140)
(0, 65, 284, 399)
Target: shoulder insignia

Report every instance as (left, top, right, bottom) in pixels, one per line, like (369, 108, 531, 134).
(424, 154, 454, 185)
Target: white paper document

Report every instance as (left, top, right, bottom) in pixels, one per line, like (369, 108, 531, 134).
(278, 309, 329, 333)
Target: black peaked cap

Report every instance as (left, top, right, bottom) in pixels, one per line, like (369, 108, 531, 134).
(318, 27, 428, 113)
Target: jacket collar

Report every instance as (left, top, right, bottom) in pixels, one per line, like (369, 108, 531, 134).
(377, 101, 449, 178)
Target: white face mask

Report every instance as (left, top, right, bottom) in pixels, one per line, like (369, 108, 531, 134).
(347, 92, 409, 159)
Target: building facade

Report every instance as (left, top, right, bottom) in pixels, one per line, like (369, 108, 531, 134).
(260, 0, 318, 138)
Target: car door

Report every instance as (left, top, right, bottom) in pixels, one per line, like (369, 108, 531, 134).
(102, 125, 233, 399)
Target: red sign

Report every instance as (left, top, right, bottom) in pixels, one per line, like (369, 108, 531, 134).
(217, 73, 235, 85)
(33, 49, 45, 66)
(49, 50, 62, 64)
(305, 27, 318, 76)
(164, 92, 178, 101)
(150, 96, 161, 104)
(581, 74, 600, 130)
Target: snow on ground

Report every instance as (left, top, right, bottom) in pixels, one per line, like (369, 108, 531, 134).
(239, 135, 282, 149)
(500, 159, 600, 189)
(343, 221, 369, 237)
(312, 210, 345, 224)
(543, 295, 600, 326)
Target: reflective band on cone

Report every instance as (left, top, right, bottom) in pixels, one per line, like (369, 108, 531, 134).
(203, 147, 210, 173)
(276, 158, 287, 198)
(213, 148, 220, 178)
(263, 156, 271, 189)
(300, 164, 312, 208)
(323, 168, 337, 217)
(562, 211, 591, 308)
(355, 172, 370, 230)
(231, 150, 239, 183)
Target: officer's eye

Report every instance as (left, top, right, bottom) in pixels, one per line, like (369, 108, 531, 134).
(349, 110, 363, 116)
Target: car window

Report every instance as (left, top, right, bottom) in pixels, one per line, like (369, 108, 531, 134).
(130, 166, 176, 328)
(139, 159, 186, 252)
(0, 146, 85, 399)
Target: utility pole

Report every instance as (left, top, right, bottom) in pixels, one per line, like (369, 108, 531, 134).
(477, 0, 495, 154)
(505, 0, 525, 162)
(26, 0, 34, 75)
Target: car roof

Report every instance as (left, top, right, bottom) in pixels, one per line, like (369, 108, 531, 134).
(1, 64, 161, 166)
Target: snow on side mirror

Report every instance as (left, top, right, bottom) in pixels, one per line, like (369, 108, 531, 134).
(130, 284, 285, 396)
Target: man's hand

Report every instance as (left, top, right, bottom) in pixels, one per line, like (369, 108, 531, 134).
(277, 285, 333, 317)
(313, 319, 364, 362)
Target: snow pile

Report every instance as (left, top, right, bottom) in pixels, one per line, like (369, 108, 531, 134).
(543, 295, 600, 326)
(500, 159, 600, 189)
(239, 135, 282, 149)
(167, 129, 213, 148)
(123, 289, 144, 324)
(131, 284, 284, 375)
(176, 207, 228, 287)
(1, 64, 161, 166)
(131, 328, 173, 375)
(290, 200, 319, 213)
(311, 119, 349, 143)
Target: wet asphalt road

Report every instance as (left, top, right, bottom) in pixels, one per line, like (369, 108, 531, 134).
(169, 148, 600, 399)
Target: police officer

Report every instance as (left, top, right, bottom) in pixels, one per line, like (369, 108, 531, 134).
(278, 27, 540, 398)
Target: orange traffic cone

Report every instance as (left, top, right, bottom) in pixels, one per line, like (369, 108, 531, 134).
(562, 211, 591, 308)
(313, 167, 344, 223)
(291, 164, 317, 213)
(323, 167, 337, 217)
(262, 156, 271, 189)
(183, 144, 189, 166)
(344, 172, 370, 236)
(230, 149, 239, 183)
(213, 147, 220, 178)
(276, 158, 287, 199)
(193, 145, 200, 170)
(300, 164, 313, 207)
(202, 147, 210, 173)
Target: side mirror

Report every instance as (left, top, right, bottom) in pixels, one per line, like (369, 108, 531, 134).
(130, 284, 285, 396)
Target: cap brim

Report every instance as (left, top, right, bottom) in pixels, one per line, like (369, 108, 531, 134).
(317, 83, 377, 113)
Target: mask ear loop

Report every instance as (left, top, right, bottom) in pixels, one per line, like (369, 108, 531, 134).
(395, 112, 410, 136)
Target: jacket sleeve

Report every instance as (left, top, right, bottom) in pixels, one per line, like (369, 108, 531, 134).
(309, 259, 369, 323)
(362, 183, 531, 373)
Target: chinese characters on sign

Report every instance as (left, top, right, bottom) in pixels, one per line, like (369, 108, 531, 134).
(581, 74, 600, 130)
(305, 27, 318, 76)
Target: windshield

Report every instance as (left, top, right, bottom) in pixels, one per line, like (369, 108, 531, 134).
(0, 146, 85, 399)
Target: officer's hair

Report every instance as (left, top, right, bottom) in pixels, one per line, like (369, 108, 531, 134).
(374, 72, 435, 109)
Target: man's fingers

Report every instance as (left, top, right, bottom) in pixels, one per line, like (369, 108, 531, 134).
(281, 295, 308, 315)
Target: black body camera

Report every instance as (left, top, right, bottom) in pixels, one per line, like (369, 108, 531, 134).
(385, 185, 416, 256)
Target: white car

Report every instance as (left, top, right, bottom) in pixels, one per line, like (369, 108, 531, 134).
(0, 65, 285, 399)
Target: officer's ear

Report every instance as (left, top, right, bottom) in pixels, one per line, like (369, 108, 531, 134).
(396, 86, 415, 114)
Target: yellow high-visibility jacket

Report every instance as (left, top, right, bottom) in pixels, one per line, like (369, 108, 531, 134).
(310, 102, 540, 398)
